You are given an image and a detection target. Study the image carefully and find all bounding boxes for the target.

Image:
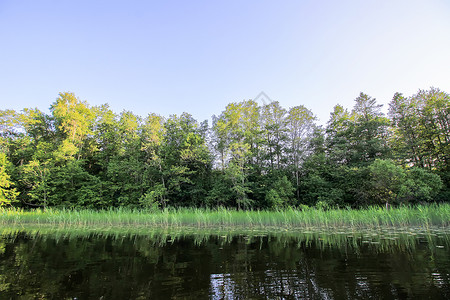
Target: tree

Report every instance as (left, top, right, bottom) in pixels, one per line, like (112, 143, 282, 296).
(50, 92, 95, 160)
(389, 88, 450, 199)
(299, 153, 341, 207)
(359, 159, 406, 207)
(265, 175, 294, 209)
(414, 88, 450, 171)
(389, 92, 425, 167)
(399, 167, 443, 203)
(1, 89, 449, 209)
(260, 101, 288, 171)
(0, 153, 18, 206)
(0, 109, 21, 146)
(18, 142, 54, 207)
(103, 111, 145, 207)
(47, 159, 105, 208)
(356, 159, 443, 207)
(140, 113, 167, 208)
(351, 93, 390, 164)
(285, 105, 316, 202)
(211, 101, 261, 208)
(225, 142, 252, 209)
(326, 104, 353, 165)
(389, 88, 450, 170)
(160, 113, 212, 207)
(327, 94, 390, 166)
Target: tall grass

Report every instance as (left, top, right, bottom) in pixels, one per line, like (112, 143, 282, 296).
(1, 204, 449, 229)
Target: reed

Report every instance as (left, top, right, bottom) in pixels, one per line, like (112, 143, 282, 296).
(0, 204, 449, 229)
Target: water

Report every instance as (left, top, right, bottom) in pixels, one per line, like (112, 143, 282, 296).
(0, 227, 449, 299)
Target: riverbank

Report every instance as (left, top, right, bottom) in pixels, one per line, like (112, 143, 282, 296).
(1, 204, 449, 229)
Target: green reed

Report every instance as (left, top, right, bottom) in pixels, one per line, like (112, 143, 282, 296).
(1, 204, 449, 229)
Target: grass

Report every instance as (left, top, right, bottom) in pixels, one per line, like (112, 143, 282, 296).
(1, 204, 449, 229)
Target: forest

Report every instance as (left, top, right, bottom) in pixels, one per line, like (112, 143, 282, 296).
(0, 87, 449, 210)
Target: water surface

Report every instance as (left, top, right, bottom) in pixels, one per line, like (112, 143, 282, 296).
(0, 227, 449, 299)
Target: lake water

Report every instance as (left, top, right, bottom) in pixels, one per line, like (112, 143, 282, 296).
(0, 227, 449, 299)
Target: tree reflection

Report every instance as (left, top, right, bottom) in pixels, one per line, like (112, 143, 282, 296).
(0, 228, 449, 299)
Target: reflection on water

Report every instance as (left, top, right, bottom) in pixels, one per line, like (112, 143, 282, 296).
(0, 226, 449, 299)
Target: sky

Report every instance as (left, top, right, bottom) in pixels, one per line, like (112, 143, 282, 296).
(1, 0, 450, 125)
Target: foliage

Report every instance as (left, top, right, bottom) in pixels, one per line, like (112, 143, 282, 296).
(0, 88, 449, 209)
(265, 175, 294, 209)
(139, 184, 165, 211)
(0, 153, 18, 206)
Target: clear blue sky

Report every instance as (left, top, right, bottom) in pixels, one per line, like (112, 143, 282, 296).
(1, 0, 449, 124)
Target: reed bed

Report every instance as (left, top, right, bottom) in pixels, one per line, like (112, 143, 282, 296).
(0, 204, 449, 229)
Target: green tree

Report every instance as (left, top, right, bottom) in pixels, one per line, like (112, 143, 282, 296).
(50, 92, 95, 160)
(389, 88, 450, 170)
(356, 159, 443, 206)
(160, 113, 211, 207)
(414, 88, 450, 170)
(140, 113, 167, 208)
(286, 105, 316, 202)
(299, 151, 346, 207)
(389, 88, 450, 199)
(327, 94, 390, 166)
(225, 142, 252, 209)
(359, 159, 406, 207)
(326, 104, 353, 164)
(399, 167, 443, 203)
(351, 93, 390, 164)
(18, 141, 54, 207)
(389, 92, 425, 167)
(260, 101, 288, 171)
(0, 153, 18, 206)
(104, 111, 145, 207)
(211, 101, 261, 208)
(265, 175, 294, 209)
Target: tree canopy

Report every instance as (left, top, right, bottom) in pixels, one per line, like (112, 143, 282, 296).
(1, 89, 448, 209)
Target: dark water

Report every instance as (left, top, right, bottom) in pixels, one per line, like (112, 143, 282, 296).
(0, 228, 449, 299)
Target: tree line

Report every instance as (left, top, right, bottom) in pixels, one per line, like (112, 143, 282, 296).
(0, 87, 449, 209)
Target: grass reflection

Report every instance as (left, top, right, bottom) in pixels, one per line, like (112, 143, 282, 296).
(1, 224, 449, 254)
